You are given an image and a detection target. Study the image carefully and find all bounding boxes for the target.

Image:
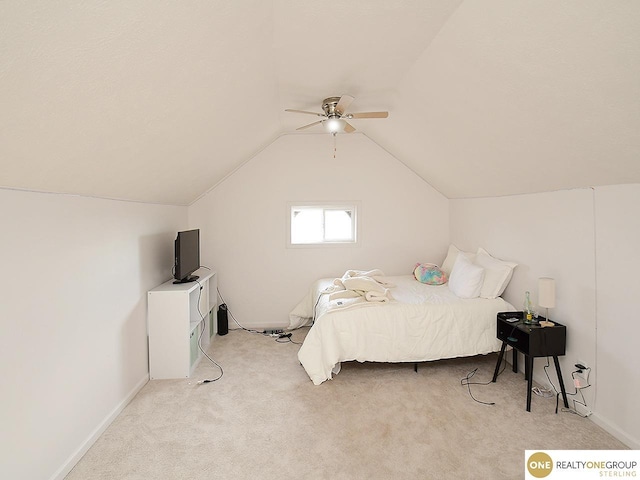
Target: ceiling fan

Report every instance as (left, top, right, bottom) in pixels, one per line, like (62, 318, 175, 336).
(285, 95, 388, 134)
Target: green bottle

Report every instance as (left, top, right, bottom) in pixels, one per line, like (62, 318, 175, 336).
(523, 291, 533, 322)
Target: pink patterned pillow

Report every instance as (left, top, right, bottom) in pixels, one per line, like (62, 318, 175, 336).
(413, 263, 447, 285)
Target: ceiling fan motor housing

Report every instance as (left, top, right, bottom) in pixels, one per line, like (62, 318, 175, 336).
(322, 97, 342, 117)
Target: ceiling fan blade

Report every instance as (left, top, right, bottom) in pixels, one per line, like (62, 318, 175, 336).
(296, 120, 324, 131)
(343, 121, 356, 133)
(285, 109, 324, 117)
(335, 95, 355, 116)
(347, 111, 389, 119)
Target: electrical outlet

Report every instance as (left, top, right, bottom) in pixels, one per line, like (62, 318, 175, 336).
(573, 374, 589, 389)
(573, 359, 591, 390)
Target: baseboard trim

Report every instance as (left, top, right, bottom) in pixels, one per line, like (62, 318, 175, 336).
(49, 374, 149, 480)
(589, 412, 640, 449)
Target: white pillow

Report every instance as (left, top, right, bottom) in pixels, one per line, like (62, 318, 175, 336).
(474, 247, 518, 299)
(441, 244, 476, 276)
(448, 254, 485, 299)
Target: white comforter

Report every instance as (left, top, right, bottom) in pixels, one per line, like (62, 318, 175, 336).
(294, 275, 516, 385)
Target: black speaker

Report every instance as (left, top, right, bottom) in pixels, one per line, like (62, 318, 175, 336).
(217, 303, 228, 336)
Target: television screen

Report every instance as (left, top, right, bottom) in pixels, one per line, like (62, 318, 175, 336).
(173, 229, 200, 284)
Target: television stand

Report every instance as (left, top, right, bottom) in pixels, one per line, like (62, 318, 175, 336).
(148, 269, 217, 379)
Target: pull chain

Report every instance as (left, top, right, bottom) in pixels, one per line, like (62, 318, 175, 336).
(333, 132, 337, 159)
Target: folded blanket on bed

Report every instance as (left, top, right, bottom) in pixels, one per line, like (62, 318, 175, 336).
(323, 269, 394, 311)
(287, 271, 396, 328)
(365, 290, 390, 303)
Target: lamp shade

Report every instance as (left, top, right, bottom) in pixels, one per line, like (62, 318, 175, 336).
(325, 117, 344, 133)
(538, 277, 556, 308)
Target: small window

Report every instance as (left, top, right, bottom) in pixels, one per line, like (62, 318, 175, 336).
(288, 203, 358, 246)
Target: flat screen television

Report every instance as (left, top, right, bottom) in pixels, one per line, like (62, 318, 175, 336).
(173, 229, 200, 284)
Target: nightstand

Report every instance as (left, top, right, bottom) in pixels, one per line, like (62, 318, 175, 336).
(491, 311, 569, 412)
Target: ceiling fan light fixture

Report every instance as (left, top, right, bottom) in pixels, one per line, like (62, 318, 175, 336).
(286, 95, 389, 134)
(325, 116, 344, 133)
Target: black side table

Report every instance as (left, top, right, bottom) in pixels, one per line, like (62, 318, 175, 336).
(492, 311, 569, 412)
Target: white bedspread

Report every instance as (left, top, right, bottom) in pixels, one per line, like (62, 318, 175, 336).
(295, 275, 516, 385)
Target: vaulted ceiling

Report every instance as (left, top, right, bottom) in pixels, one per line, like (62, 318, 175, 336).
(2, 1, 639, 205)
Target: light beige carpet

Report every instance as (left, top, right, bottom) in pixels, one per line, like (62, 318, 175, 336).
(65, 327, 626, 480)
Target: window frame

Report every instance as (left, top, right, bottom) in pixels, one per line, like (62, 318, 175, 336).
(286, 201, 360, 248)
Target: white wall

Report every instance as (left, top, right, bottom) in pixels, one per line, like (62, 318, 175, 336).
(0, 188, 186, 480)
(450, 186, 639, 448)
(189, 133, 449, 330)
(593, 184, 640, 448)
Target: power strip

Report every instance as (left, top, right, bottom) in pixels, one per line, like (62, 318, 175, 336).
(573, 401, 592, 417)
(264, 329, 284, 335)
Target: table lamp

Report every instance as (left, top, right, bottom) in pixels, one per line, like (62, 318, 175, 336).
(538, 277, 556, 327)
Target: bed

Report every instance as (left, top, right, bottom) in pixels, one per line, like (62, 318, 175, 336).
(289, 246, 518, 385)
